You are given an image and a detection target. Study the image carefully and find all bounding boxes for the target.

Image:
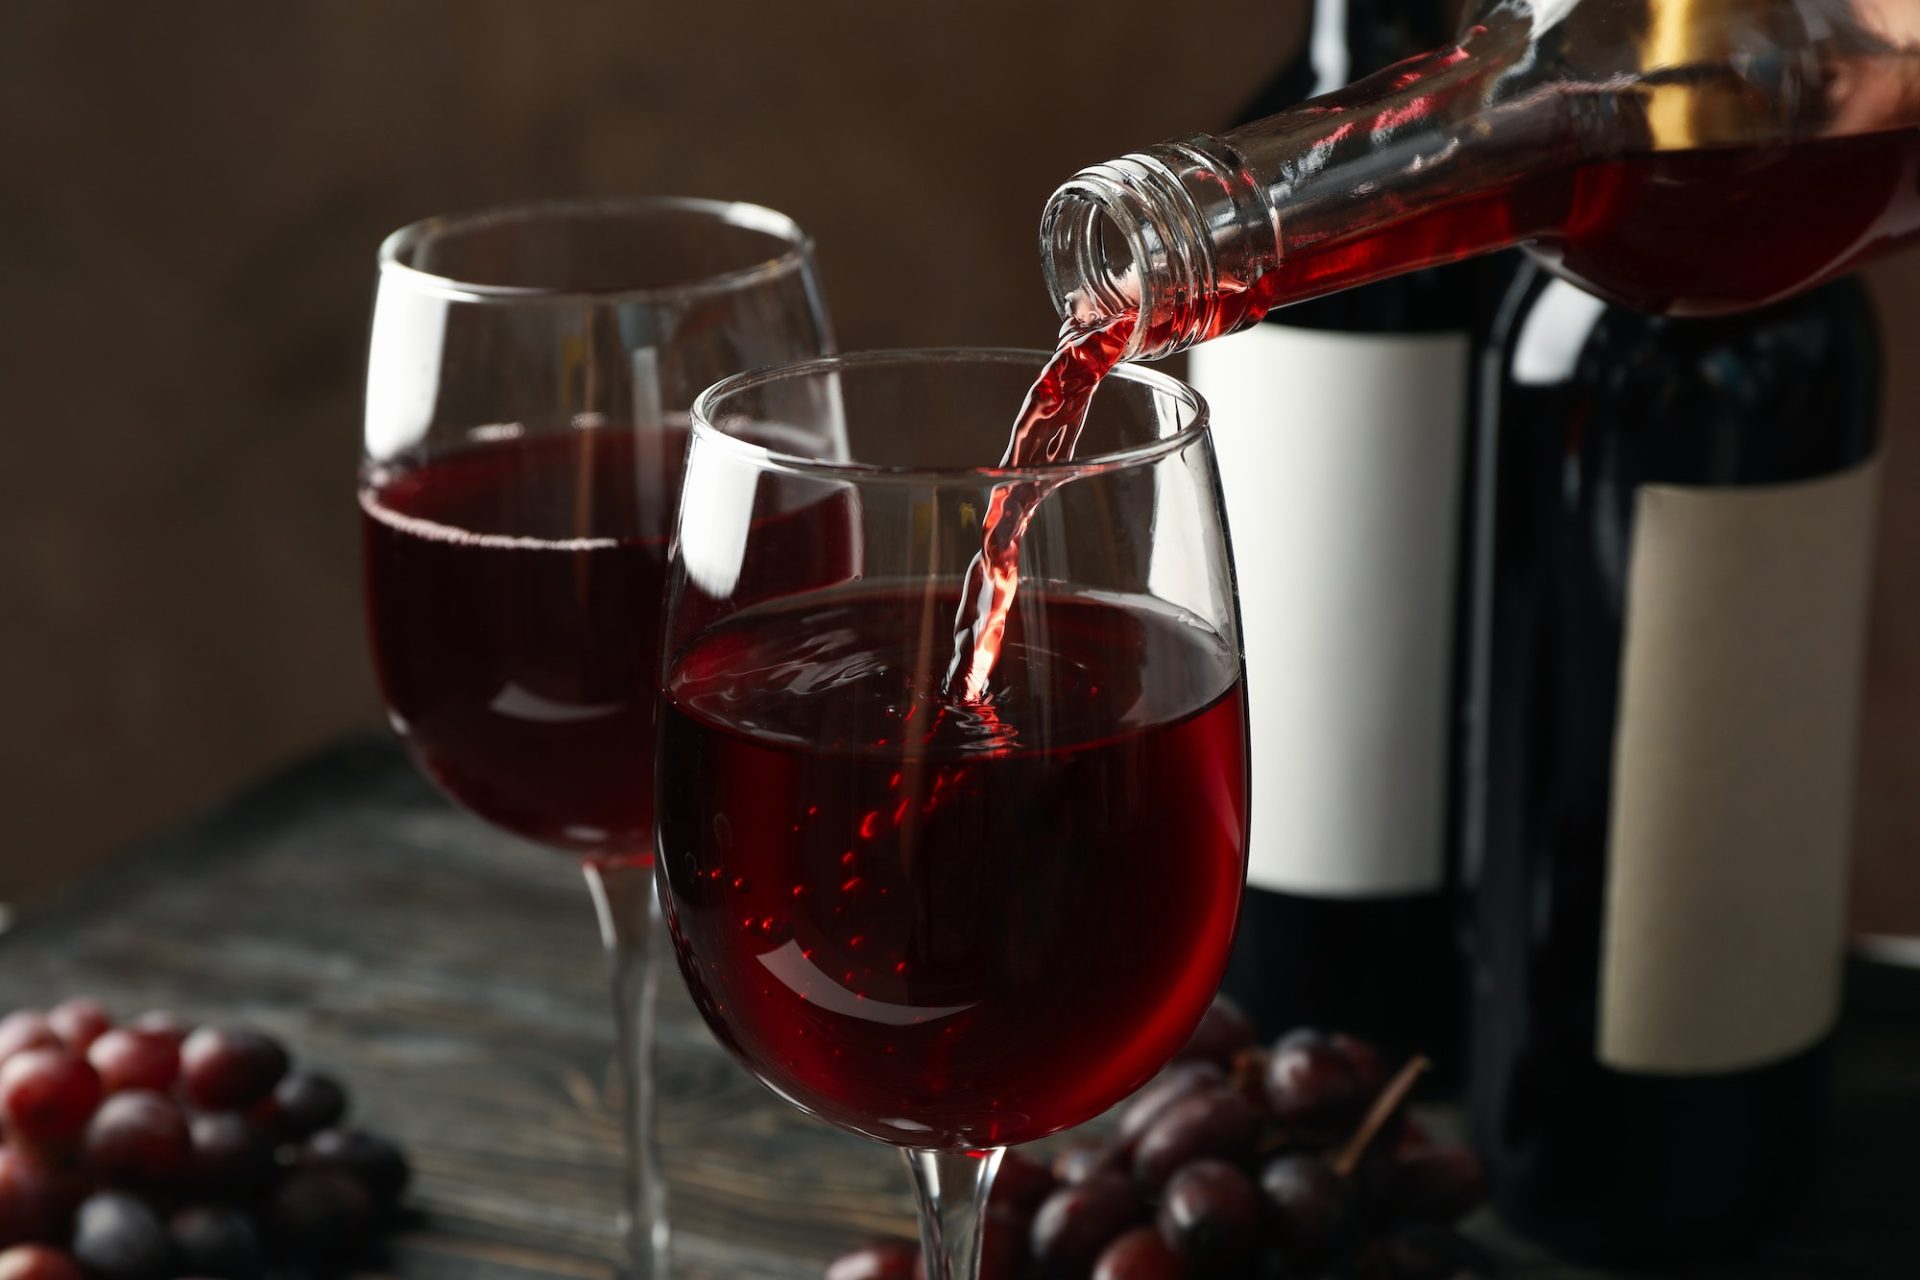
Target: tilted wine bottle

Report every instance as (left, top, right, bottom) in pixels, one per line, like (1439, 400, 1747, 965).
(1039, 0, 1920, 357)
(1463, 261, 1880, 1260)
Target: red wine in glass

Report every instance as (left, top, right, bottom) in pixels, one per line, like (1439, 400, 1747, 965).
(660, 584, 1248, 1150)
(361, 423, 680, 858)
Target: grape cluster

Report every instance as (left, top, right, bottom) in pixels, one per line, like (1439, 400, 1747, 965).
(0, 1000, 410, 1280)
(826, 997, 1490, 1280)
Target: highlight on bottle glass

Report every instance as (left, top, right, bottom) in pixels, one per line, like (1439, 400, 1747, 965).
(654, 349, 1250, 1280)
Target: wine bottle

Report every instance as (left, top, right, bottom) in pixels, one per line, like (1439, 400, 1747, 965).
(1191, 0, 1504, 1072)
(1037, 0, 1920, 361)
(1464, 262, 1881, 1261)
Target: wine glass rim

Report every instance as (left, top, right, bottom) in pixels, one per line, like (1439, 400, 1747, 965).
(689, 348, 1209, 484)
(375, 196, 817, 303)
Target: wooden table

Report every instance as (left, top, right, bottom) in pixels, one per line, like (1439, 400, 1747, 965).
(3, 738, 1915, 1280)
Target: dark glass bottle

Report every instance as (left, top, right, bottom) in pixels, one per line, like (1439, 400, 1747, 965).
(1465, 262, 1881, 1260)
(1192, 0, 1505, 1076)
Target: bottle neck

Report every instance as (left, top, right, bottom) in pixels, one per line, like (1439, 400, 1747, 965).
(1038, 136, 1287, 358)
(1041, 17, 1542, 360)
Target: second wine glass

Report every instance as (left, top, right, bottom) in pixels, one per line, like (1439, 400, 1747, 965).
(360, 197, 832, 1279)
(656, 350, 1249, 1280)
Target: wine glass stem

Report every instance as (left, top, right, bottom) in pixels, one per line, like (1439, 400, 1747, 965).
(903, 1147, 1004, 1280)
(585, 856, 669, 1280)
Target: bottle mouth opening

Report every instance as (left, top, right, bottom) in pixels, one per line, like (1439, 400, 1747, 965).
(1041, 136, 1280, 364)
(1040, 181, 1151, 355)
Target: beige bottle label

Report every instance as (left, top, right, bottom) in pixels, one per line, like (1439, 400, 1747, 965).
(1191, 324, 1468, 897)
(1598, 458, 1880, 1075)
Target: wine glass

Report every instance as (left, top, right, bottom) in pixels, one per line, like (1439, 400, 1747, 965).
(359, 197, 832, 1279)
(655, 350, 1248, 1280)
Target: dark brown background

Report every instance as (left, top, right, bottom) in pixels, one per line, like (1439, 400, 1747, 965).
(0, 1, 1913, 933)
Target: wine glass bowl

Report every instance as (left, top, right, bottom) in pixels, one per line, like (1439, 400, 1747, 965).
(368, 197, 827, 440)
(359, 197, 832, 1280)
(361, 425, 672, 856)
(657, 351, 1248, 1160)
(364, 199, 829, 858)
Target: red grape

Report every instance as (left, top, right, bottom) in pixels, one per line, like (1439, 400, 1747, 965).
(169, 1204, 265, 1280)
(179, 1028, 288, 1111)
(85, 1032, 179, 1097)
(1051, 1142, 1127, 1186)
(0, 1051, 102, 1151)
(1331, 1033, 1389, 1096)
(1264, 1029, 1372, 1143)
(70, 1193, 171, 1280)
(264, 1169, 372, 1261)
(0, 1149, 77, 1247)
(0, 1019, 57, 1070)
(1131, 1090, 1260, 1188)
(83, 1091, 192, 1189)
(127, 1015, 188, 1053)
(825, 1241, 917, 1280)
(1394, 1115, 1432, 1153)
(301, 1129, 410, 1208)
(266, 1072, 347, 1142)
(1366, 1143, 1488, 1224)
(1259, 1154, 1358, 1272)
(1116, 1062, 1228, 1146)
(0, 1245, 85, 1280)
(44, 1004, 108, 1058)
(1030, 1173, 1142, 1278)
(187, 1112, 277, 1201)
(1155, 1160, 1259, 1270)
(978, 1205, 1029, 1280)
(1172, 996, 1254, 1068)
(1092, 1227, 1186, 1280)
(988, 1150, 1052, 1219)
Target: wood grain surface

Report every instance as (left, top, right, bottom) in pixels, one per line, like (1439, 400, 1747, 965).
(1, 738, 1914, 1279)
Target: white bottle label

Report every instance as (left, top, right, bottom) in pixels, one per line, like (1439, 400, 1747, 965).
(1598, 459, 1880, 1075)
(1190, 323, 1470, 897)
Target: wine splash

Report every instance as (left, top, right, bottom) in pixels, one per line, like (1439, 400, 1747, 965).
(945, 275, 1279, 702)
(942, 314, 1134, 701)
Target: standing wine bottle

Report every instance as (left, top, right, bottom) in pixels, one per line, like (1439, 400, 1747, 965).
(1192, 0, 1502, 1072)
(1465, 262, 1881, 1261)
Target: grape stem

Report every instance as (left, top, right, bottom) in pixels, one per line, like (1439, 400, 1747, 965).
(1228, 1046, 1268, 1100)
(1331, 1054, 1430, 1180)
